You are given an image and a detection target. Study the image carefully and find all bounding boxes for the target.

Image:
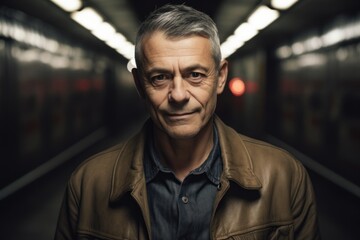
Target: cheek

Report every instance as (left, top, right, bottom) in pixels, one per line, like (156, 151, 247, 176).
(146, 90, 167, 109)
(202, 91, 218, 117)
(193, 87, 217, 108)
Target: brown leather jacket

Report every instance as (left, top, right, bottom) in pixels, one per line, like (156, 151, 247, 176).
(55, 116, 320, 239)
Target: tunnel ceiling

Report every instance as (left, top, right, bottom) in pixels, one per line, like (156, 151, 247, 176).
(2, 0, 360, 58)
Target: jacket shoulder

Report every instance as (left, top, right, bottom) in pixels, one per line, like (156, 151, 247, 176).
(67, 139, 131, 195)
(75, 142, 127, 175)
(240, 134, 301, 167)
(215, 116, 305, 182)
(239, 134, 308, 193)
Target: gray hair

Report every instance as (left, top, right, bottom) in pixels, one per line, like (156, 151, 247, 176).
(134, 4, 221, 73)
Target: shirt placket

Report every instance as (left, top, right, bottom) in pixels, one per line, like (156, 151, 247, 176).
(177, 177, 192, 240)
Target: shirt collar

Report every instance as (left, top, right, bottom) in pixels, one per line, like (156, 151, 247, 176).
(143, 123, 222, 185)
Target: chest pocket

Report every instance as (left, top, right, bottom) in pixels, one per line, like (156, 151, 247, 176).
(226, 224, 294, 240)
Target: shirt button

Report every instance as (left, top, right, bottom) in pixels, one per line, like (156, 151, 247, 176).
(181, 196, 189, 204)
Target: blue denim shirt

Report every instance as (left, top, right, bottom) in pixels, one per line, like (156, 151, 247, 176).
(143, 126, 222, 240)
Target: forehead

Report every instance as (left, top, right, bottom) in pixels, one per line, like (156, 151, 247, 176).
(141, 31, 214, 67)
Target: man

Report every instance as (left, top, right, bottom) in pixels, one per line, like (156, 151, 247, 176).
(55, 4, 320, 240)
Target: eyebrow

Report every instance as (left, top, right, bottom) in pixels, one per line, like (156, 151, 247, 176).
(145, 67, 172, 75)
(183, 64, 210, 73)
(145, 64, 210, 76)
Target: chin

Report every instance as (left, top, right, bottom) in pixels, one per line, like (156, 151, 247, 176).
(164, 125, 201, 140)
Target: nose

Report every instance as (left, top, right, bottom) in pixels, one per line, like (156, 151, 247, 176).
(168, 77, 190, 104)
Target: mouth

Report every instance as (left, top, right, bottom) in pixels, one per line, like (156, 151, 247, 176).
(165, 111, 195, 120)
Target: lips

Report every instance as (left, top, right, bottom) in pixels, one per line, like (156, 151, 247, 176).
(165, 111, 195, 120)
(167, 112, 193, 116)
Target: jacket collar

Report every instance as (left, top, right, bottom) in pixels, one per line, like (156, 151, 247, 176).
(214, 116, 262, 190)
(109, 121, 149, 203)
(109, 116, 262, 203)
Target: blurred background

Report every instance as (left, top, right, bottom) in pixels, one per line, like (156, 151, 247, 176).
(0, 0, 359, 239)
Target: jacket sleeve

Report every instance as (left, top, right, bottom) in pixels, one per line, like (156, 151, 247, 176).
(292, 162, 321, 239)
(54, 180, 79, 240)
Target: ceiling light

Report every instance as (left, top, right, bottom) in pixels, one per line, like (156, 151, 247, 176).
(276, 45, 292, 59)
(223, 35, 245, 47)
(303, 36, 323, 52)
(321, 28, 344, 47)
(298, 53, 327, 67)
(105, 33, 136, 60)
(221, 44, 239, 59)
(106, 33, 127, 49)
(116, 41, 135, 60)
(91, 22, 116, 41)
(220, 35, 245, 59)
(50, 0, 82, 12)
(292, 41, 305, 55)
(271, 0, 298, 10)
(71, 7, 103, 30)
(234, 23, 258, 42)
(248, 5, 279, 30)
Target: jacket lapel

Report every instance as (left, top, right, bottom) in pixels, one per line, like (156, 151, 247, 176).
(109, 128, 147, 202)
(109, 122, 151, 238)
(215, 116, 262, 190)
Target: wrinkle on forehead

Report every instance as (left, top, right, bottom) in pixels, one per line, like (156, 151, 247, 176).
(142, 31, 214, 72)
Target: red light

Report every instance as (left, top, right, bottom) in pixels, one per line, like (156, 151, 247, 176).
(229, 77, 245, 96)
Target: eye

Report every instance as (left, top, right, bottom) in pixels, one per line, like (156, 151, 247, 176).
(149, 74, 171, 86)
(187, 72, 205, 83)
(151, 74, 165, 81)
(190, 72, 201, 78)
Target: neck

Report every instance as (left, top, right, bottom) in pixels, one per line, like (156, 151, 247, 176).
(153, 120, 214, 181)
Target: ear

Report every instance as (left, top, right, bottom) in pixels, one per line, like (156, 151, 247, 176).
(132, 68, 145, 99)
(217, 60, 228, 94)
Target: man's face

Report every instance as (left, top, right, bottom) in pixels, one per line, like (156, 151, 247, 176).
(135, 31, 227, 139)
